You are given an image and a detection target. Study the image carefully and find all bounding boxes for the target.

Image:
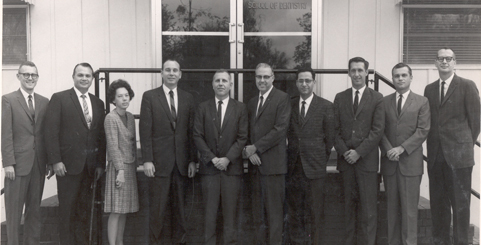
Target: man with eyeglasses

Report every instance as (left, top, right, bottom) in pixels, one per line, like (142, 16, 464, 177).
(44, 63, 106, 245)
(2, 61, 49, 245)
(244, 63, 291, 244)
(424, 48, 480, 245)
(334, 57, 384, 245)
(286, 67, 337, 244)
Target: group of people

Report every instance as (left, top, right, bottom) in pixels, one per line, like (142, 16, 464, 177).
(1, 47, 479, 245)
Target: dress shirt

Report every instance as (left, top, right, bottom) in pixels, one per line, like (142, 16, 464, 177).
(352, 85, 367, 104)
(396, 90, 410, 111)
(258, 85, 274, 110)
(439, 73, 454, 101)
(73, 87, 92, 121)
(19, 87, 35, 109)
(215, 97, 229, 126)
(299, 93, 314, 115)
(162, 85, 178, 112)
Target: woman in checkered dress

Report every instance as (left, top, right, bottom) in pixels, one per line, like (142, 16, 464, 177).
(104, 79, 139, 244)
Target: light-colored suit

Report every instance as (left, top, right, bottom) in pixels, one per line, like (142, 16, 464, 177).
(2, 89, 49, 245)
(380, 91, 430, 245)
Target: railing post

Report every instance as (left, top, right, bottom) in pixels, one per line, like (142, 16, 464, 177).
(105, 72, 110, 112)
(94, 71, 100, 98)
(234, 71, 239, 101)
(374, 73, 379, 91)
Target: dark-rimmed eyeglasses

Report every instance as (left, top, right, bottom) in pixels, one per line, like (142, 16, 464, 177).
(255, 75, 272, 80)
(436, 57, 454, 62)
(18, 73, 39, 79)
(297, 79, 313, 84)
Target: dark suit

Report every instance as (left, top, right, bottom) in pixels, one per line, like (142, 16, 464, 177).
(193, 98, 248, 244)
(139, 86, 196, 244)
(334, 87, 384, 245)
(380, 91, 430, 245)
(286, 94, 336, 244)
(2, 90, 48, 245)
(247, 87, 291, 245)
(44, 88, 106, 245)
(424, 75, 480, 245)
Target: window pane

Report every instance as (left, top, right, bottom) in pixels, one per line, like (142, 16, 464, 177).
(244, 0, 311, 32)
(403, 8, 481, 64)
(3, 8, 27, 64)
(162, 0, 229, 32)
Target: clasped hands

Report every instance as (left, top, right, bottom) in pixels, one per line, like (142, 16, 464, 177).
(386, 146, 405, 161)
(343, 149, 360, 165)
(244, 145, 261, 166)
(211, 157, 230, 171)
(143, 161, 196, 178)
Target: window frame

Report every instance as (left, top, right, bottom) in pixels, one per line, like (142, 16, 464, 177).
(401, 3, 481, 66)
(3, 4, 30, 69)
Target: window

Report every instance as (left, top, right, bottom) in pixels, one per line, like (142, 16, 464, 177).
(3, 5, 29, 65)
(402, 0, 481, 64)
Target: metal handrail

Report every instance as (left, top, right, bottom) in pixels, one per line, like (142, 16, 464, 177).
(374, 71, 480, 199)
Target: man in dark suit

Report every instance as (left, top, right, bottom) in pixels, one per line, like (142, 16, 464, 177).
(44, 63, 106, 245)
(380, 63, 430, 245)
(244, 63, 291, 245)
(424, 48, 480, 245)
(334, 57, 384, 245)
(139, 59, 197, 244)
(2, 61, 49, 245)
(286, 67, 337, 244)
(193, 69, 248, 244)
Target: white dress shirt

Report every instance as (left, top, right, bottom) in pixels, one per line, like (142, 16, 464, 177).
(396, 90, 410, 111)
(215, 97, 229, 126)
(257, 85, 274, 114)
(20, 87, 34, 109)
(299, 93, 314, 115)
(74, 87, 93, 121)
(439, 73, 454, 101)
(162, 85, 178, 112)
(352, 85, 367, 104)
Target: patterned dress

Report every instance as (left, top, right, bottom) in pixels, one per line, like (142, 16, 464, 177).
(104, 109, 139, 213)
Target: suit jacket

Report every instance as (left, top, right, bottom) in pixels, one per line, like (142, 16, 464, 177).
(139, 86, 196, 177)
(334, 87, 384, 172)
(193, 98, 248, 175)
(287, 94, 337, 179)
(247, 87, 291, 175)
(44, 88, 106, 176)
(2, 90, 49, 176)
(424, 74, 480, 169)
(105, 109, 137, 170)
(380, 91, 430, 176)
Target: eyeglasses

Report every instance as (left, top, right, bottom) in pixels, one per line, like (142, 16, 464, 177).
(297, 79, 313, 84)
(255, 75, 272, 80)
(18, 73, 39, 79)
(436, 57, 454, 62)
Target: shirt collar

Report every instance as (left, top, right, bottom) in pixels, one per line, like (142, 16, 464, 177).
(300, 93, 314, 105)
(162, 85, 177, 96)
(19, 87, 33, 100)
(439, 73, 454, 88)
(215, 96, 229, 104)
(352, 85, 366, 95)
(73, 87, 88, 98)
(259, 85, 274, 99)
(396, 90, 410, 99)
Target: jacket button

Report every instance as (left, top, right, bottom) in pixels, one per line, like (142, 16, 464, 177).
(220, 136, 222, 139)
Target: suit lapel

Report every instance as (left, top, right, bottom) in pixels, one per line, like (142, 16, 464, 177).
(399, 92, 413, 118)
(89, 94, 101, 129)
(208, 99, 220, 138)
(256, 87, 275, 122)
(220, 98, 235, 134)
(69, 89, 89, 129)
(389, 93, 397, 118)
(157, 86, 175, 129)
(292, 97, 301, 127)
(441, 76, 458, 106)
(355, 88, 370, 118)
(302, 95, 318, 128)
(15, 90, 34, 122)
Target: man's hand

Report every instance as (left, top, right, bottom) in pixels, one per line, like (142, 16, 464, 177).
(188, 162, 196, 178)
(46, 165, 54, 179)
(244, 145, 257, 158)
(4, 166, 15, 181)
(94, 167, 104, 181)
(249, 153, 262, 166)
(387, 146, 404, 161)
(116, 170, 125, 188)
(344, 150, 361, 164)
(53, 162, 67, 177)
(215, 157, 230, 171)
(143, 162, 155, 177)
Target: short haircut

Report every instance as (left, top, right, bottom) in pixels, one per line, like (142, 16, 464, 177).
(391, 63, 412, 76)
(256, 63, 274, 75)
(437, 47, 456, 59)
(348, 57, 369, 70)
(296, 67, 315, 80)
(107, 79, 135, 104)
(18, 61, 37, 72)
(213, 69, 231, 82)
(162, 58, 181, 70)
(72, 62, 94, 77)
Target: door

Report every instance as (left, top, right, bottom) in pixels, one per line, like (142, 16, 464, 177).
(160, 0, 313, 102)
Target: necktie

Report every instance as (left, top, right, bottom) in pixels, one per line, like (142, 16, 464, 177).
(217, 100, 223, 130)
(353, 90, 359, 113)
(440, 81, 446, 102)
(257, 95, 264, 117)
(28, 95, 35, 120)
(80, 95, 92, 128)
(397, 94, 403, 115)
(169, 90, 177, 129)
(300, 101, 306, 119)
